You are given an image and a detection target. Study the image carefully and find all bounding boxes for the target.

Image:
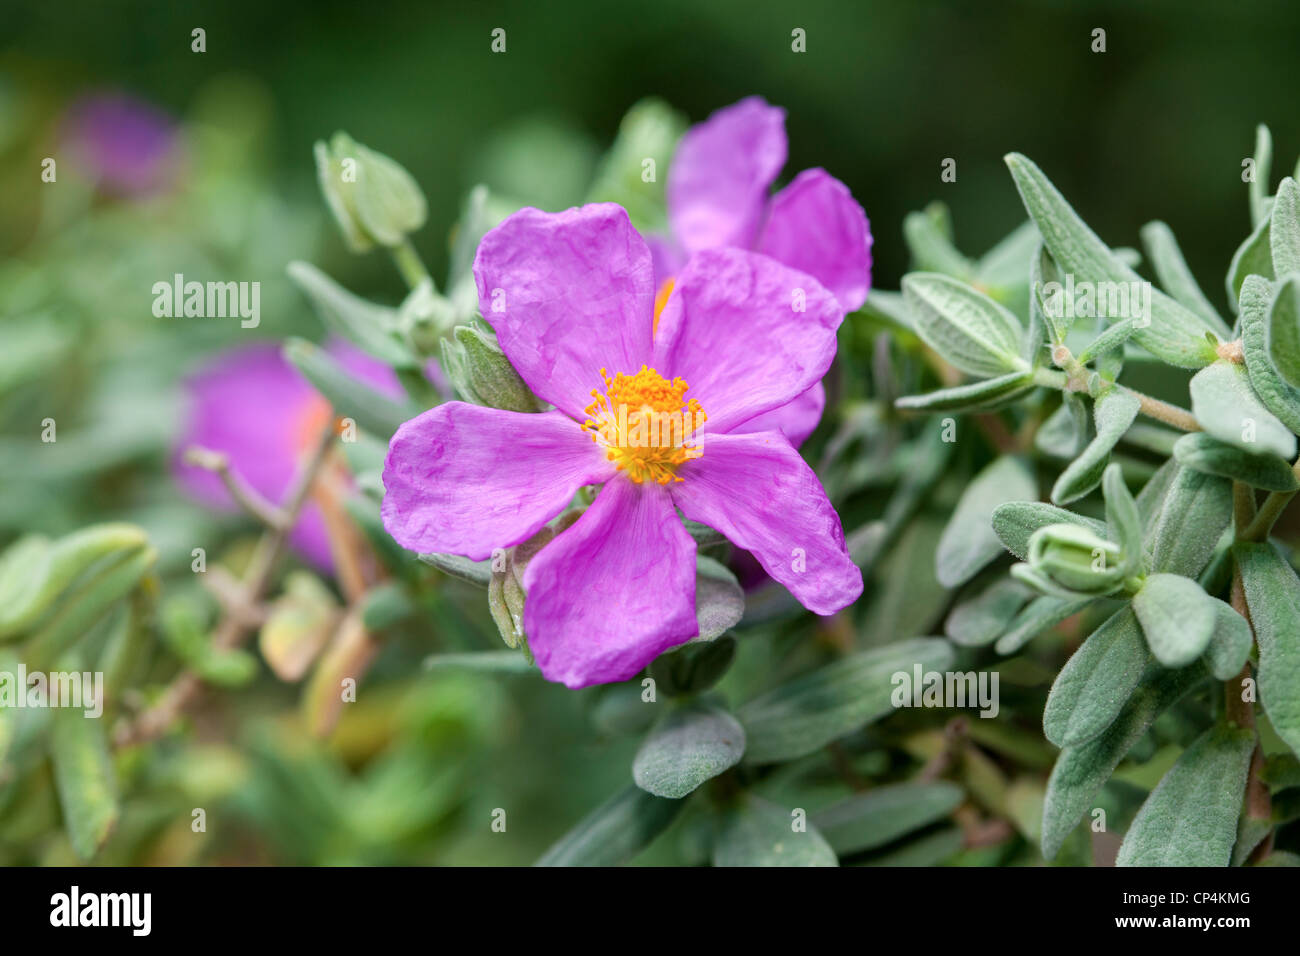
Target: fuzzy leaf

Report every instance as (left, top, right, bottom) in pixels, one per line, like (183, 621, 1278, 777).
(1102, 463, 1142, 574)
(535, 785, 684, 866)
(1267, 275, 1300, 388)
(1132, 573, 1217, 668)
(1035, 393, 1089, 459)
(1149, 467, 1233, 578)
(1051, 389, 1141, 505)
(945, 577, 1031, 647)
(1190, 360, 1296, 461)
(1173, 432, 1298, 491)
(991, 501, 1107, 561)
(1204, 599, 1253, 681)
(1139, 221, 1228, 335)
(1005, 153, 1217, 367)
(1115, 724, 1254, 867)
(812, 782, 964, 856)
(284, 337, 417, 438)
(1270, 177, 1300, 278)
(693, 556, 744, 642)
(895, 371, 1035, 413)
(738, 637, 954, 764)
(632, 702, 745, 799)
(1239, 274, 1300, 433)
(902, 273, 1028, 377)
(1227, 215, 1274, 309)
(1041, 662, 1208, 859)
(1043, 605, 1148, 748)
(286, 261, 417, 368)
(418, 552, 492, 587)
(51, 697, 119, 860)
(714, 796, 838, 867)
(995, 595, 1092, 655)
(1235, 542, 1300, 759)
(936, 456, 1037, 588)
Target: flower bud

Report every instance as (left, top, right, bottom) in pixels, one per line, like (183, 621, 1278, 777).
(1026, 523, 1126, 595)
(314, 131, 427, 252)
(440, 322, 539, 412)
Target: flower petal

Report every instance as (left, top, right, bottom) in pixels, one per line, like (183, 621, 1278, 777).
(523, 478, 698, 688)
(672, 431, 861, 614)
(652, 248, 843, 434)
(734, 381, 826, 448)
(757, 168, 872, 312)
(381, 404, 614, 560)
(473, 204, 655, 419)
(667, 97, 787, 255)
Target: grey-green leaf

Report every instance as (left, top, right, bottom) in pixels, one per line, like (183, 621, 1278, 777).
(1132, 573, 1218, 667)
(1235, 542, 1300, 759)
(1102, 463, 1143, 573)
(1173, 432, 1298, 492)
(738, 637, 954, 764)
(1139, 221, 1228, 335)
(284, 338, 417, 438)
(632, 702, 745, 799)
(1239, 274, 1300, 433)
(1051, 389, 1141, 505)
(535, 785, 684, 866)
(1044, 605, 1148, 748)
(1227, 215, 1274, 309)
(811, 782, 964, 856)
(286, 261, 417, 368)
(1005, 152, 1217, 367)
(1035, 392, 1089, 459)
(1115, 724, 1254, 867)
(936, 456, 1037, 588)
(991, 501, 1107, 560)
(1149, 467, 1233, 577)
(1267, 275, 1300, 388)
(995, 595, 1093, 655)
(713, 796, 838, 867)
(902, 273, 1028, 377)
(946, 577, 1031, 647)
(895, 371, 1035, 413)
(1204, 598, 1253, 681)
(418, 552, 492, 587)
(1041, 662, 1209, 859)
(1190, 360, 1296, 460)
(1270, 177, 1300, 278)
(693, 555, 744, 642)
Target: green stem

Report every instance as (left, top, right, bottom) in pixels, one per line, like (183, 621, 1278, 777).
(1241, 455, 1300, 541)
(391, 238, 432, 291)
(1031, 367, 1200, 432)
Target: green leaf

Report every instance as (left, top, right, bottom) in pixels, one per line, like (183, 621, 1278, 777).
(647, 636, 736, 696)
(1115, 724, 1254, 866)
(904, 205, 975, 279)
(1044, 606, 1148, 747)
(995, 595, 1092, 655)
(1173, 432, 1298, 491)
(1250, 124, 1274, 230)
(945, 577, 1031, 647)
(902, 273, 1027, 377)
(859, 827, 965, 866)
(1239, 274, 1300, 433)
(1005, 152, 1217, 368)
(1076, 317, 1137, 365)
(1035, 392, 1089, 459)
(895, 371, 1035, 412)
(936, 456, 1037, 588)
(738, 637, 954, 764)
(1204, 599, 1252, 681)
(51, 694, 119, 860)
(284, 337, 417, 438)
(1132, 573, 1218, 668)
(584, 97, 686, 231)
(812, 782, 964, 856)
(1102, 463, 1143, 574)
(1235, 542, 1300, 759)
(632, 701, 745, 799)
(160, 599, 258, 688)
(1030, 243, 1068, 344)
(1227, 215, 1274, 308)
(422, 651, 534, 674)
(0, 524, 149, 641)
(1271, 177, 1300, 278)
(535, 785, 684, 866)
(693, 555, 744, 642)
(1190, 360, 1296, 460)
(418, 552, 492, 587)
(1267, 275, 1300, 387)
(1149, 467, 1233, 578)
(713, 796, 838, 867)
(1041, 661, 1209, 859)
(1051, 389, 1141, 505)
(1139, 221, 1229, 335)
(286, 261, 417, 368)
(991, 501, 1107, 560)
(448, 322, 539, 412)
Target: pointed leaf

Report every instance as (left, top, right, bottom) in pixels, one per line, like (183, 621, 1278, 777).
(535, 785, 684, 866)
(902, 273, 1027, 377)
(1139, 221, 1228, 335)
(895, 371, 1035, 413)
(1051, 389, 1141, 504)
(812, 782, 964, 856)
(1044, 606, 1148, 748)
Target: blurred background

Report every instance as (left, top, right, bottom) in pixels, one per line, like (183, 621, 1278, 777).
(1, 0, 1296, 865)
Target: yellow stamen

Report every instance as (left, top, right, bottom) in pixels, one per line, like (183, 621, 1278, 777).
(652, 277, 675, 338)
(581, 364, 706, 484)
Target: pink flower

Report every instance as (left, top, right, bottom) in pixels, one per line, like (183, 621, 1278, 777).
(381, 204, 862, 688)
(174, 341, 402, 571)
(649, 96, 873, 445)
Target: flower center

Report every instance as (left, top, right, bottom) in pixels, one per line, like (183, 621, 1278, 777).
(582, 364, 707, 484)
